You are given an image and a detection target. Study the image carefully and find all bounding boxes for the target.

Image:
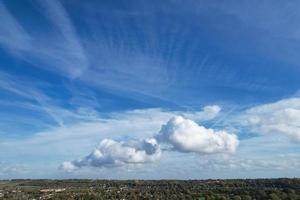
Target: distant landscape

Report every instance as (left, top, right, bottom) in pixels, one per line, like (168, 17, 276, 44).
(1, 179, 300, 200)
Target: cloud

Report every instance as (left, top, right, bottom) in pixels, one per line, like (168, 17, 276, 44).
(61, 138, 161, 171)
(0, 72, 98, 127)
(0, 1, 30, 52)
(0, 0, 88, 79)
(0, 162, 29, 179)
(36, 0, 88, 78)
(183, 105, 221, 121)
(0, 71, 222, 129)
(156, 116, 239, 154)
(237, 97, 300, 141)
(59, 111, 228, 172)
(195, 153, 300, 173)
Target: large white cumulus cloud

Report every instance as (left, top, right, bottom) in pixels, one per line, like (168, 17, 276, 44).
(156, 116, 239, 154)
(62, 138, 161, 171)
(238, 97, 300, 141)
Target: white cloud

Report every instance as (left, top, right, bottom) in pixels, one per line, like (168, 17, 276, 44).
(156, 116, 239, 154)
(196, 154, 300, 173)
(58, 110, 226, 171)
(0, 0, 88, 79)
(0, 162, 29, 178)
(37, 0, 88, 78)
(0, 104, 223, 173)
(182, 105, 221, 121)
(0, 72, 222, 130)
(62, 138, 161, 171)
(0, 1, 30, 52)
(237, 97, 300, 141)
(60, 161, 77, 172)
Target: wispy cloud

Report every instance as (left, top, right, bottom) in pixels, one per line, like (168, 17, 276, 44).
(0, 72, 98, 128)
(0, 1, 30, 53)
(0, 0, 88, 79)
(36, 0, 88, 78)
(1, 0, 283, 106)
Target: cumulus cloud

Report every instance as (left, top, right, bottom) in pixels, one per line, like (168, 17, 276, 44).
(238, 97, 300, 141)
(60, 109, 231, 171)
(156, 116, 239, 154)
(62, 138, 161, 171)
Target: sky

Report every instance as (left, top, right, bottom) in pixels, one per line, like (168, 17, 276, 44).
(0, 0, 300, 179)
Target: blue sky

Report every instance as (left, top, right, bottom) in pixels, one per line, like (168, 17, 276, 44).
(1, 0, 300, 179)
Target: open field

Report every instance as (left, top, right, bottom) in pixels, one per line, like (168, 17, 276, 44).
(0, 179, 300, 199)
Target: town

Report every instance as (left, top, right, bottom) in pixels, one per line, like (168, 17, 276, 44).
(0, 179, 300, 199)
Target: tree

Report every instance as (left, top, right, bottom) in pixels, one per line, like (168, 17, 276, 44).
(269, 193, 281, 200)
(232, 195, 241, 200)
